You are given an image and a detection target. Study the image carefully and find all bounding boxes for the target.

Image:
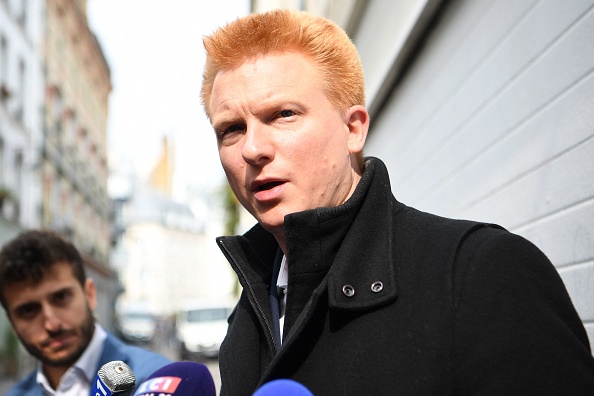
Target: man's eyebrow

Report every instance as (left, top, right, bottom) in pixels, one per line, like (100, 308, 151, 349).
(50, 286, 74, 296)
(13, 286, 74, 308)
(212, 115, 239, 127)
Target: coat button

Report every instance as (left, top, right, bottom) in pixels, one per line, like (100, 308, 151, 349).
(342, 285, 355, 297)
(371, 281, 383, 293)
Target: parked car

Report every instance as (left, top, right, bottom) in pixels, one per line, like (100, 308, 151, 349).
(117, 309, 157, 344)
(175, 300, 234, 359)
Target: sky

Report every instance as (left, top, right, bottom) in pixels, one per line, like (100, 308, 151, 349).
(86, 0, 251, 200)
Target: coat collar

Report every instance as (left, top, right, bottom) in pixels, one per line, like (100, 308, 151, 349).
(282, 157, 399, 312)
(220, 158, 400, 314)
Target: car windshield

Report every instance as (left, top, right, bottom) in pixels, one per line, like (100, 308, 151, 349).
(186, 308, 228, 323)
(125, 312, 153, 320)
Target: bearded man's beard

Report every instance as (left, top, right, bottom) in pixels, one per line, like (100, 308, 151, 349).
(19, 305, 95, 367)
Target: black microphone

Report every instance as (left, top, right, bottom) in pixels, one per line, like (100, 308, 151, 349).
(132, 361, 215, 396)
(91, 360, 136, 396)
(253, 379, 314, 395)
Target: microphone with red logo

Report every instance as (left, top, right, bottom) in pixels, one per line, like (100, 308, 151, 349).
(132, 361, 215, 396)
(253, 379, 314, 395)
(91, 360, 136, 396)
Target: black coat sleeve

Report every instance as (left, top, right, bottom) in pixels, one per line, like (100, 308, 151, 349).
(452, 227, 594, 394)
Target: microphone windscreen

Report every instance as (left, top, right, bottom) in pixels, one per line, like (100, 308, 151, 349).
(133, 361, 215, 396)
(91, 360, 136, 396)
(253, 379, 314, 396)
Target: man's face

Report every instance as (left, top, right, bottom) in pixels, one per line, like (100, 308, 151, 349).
(3, 262, 96, 367)
(210, 52, 366, 238)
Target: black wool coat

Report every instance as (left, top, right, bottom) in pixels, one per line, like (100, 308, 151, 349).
(216, 158, 594, 395)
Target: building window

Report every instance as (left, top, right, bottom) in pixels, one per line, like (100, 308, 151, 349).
(51, 88, 63, 139)
(65, 110, 77, 149)
(16, 0, 28, 28)
(0, 137, 5, 184)
(0, 35, 7, 90)
(14, 150, 22, 199)
(16, 58, 26, 122)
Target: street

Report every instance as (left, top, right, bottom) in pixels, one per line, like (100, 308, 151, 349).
(149, 323, 222, 394)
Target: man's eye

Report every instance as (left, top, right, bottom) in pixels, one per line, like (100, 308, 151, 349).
(53, 290, 72, 305)
(279, 110, 294, 118)
(227, 125, 244, 133)
(15, 304, 40, 319)
(217, 124, 244, 139)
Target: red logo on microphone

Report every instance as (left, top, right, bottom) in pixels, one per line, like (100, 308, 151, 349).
(135, 376, 182, 394)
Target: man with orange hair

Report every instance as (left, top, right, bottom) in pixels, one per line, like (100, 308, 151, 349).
(201, 9, 594, 395)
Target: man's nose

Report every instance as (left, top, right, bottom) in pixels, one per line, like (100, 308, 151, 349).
(242, 123, 275, 166)
(42, 305, 62, 332)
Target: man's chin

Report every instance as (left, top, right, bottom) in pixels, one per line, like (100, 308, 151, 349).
(28, 344, 85, 368)
(259, 220, 285, 236)
(41, 349, 83, 367)
(255, 208, 291, 230)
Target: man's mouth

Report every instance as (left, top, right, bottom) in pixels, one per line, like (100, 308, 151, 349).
(252, 179, 287, 201)
(257, 181, 284, 191)
(42, 331, 75, 349)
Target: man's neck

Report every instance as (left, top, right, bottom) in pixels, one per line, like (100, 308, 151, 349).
(269, 226, 287, 256)
(42, 363, 70, 390)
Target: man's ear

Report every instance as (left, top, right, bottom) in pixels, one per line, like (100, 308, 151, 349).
(345, 105, 369, 155)
(84, 278, 97, 311)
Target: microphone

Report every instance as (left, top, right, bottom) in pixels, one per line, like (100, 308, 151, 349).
(91, 360, 136, 396)
(133, 361, 215, 396)
(253, 379, 314, 395)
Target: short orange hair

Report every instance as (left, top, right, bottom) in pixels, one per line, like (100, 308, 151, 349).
(201, 9, 365, 120)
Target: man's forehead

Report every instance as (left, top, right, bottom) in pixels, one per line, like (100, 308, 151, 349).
(210, 54, 320, 114)
(3, 263, 79, 303)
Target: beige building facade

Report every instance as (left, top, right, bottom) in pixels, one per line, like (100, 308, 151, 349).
(43, 0, 111, 264)
(42, 0, 118, 332)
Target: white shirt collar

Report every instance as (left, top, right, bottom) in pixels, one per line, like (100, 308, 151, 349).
(77, 323, 107, 382)
(276, 255, 288, 342)
(36, 323, 107, 395)
(276, 255, 288, 291)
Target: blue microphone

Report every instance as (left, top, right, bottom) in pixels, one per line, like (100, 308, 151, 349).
(91, 360, 136, 396)
(133, 361, 215, 396)
(253, 379, 314, 395)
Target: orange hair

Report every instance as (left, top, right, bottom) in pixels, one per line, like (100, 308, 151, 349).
(200, 9, 365, 120)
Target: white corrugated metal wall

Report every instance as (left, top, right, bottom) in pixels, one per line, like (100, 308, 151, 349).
(355, 0, 594, 349)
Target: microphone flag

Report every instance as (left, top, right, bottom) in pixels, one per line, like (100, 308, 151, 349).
(133, 361, 215, 396)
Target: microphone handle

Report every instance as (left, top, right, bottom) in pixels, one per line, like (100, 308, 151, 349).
(91, 375, 111, 396)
